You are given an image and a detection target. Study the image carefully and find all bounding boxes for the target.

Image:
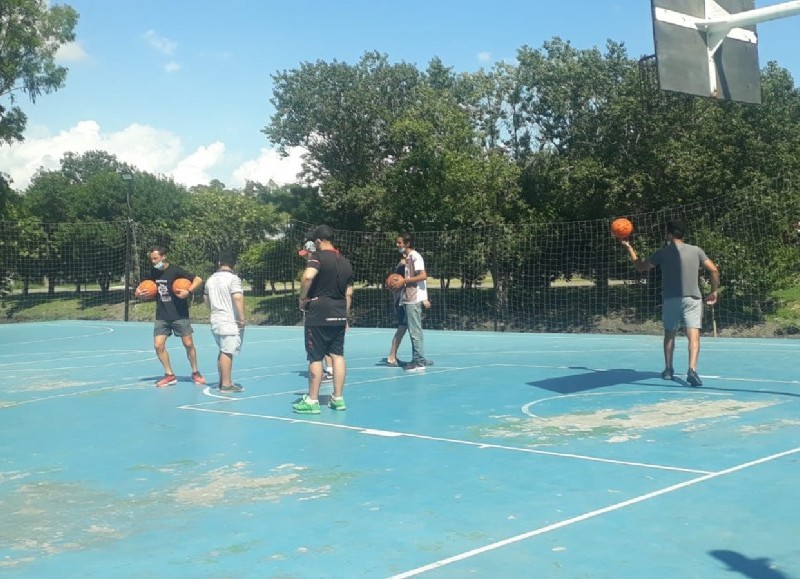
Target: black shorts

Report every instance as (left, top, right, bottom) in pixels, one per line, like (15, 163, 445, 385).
(305, 325, 346, 362)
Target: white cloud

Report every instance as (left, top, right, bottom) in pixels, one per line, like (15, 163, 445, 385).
(0, 120, 306, 191)
(172, 142, 226, 187)
(56, 41, 88, 62)
(164, 61, 181, 73)
(1, 121, 185, 189)
(478, 51, 492, 63)
(232, 146, 306, 187)
(142, 30, 177, 55)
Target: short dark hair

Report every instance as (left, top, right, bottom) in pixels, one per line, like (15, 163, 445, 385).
(149, 245, 167, 256)
(311, 225, 334, 242)
(666, 219, 687, 240)
(218, 252, 236, 267)
(399, 232, 414, 247)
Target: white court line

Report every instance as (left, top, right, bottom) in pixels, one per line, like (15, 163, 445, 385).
(178, 404, 710, 474)
(389, 445, 800, 578)
(1, 323, 116, 345)
(0, 382, 146, 407)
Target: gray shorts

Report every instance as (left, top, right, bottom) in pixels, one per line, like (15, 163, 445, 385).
(662, 297, 703, 331)
(213, 331, 243, 355)
(154, 319, 193, 337)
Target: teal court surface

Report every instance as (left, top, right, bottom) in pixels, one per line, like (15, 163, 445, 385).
(1, 321, 799, 578)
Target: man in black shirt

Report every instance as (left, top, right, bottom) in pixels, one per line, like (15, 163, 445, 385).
(293, 225, 354, 413)
(135, 246, 206, 388)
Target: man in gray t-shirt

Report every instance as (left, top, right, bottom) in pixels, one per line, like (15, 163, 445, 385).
(622, 219, 719, 387)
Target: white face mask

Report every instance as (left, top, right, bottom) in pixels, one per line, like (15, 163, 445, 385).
(154, 261, 165, 270)
(304, 240, 316, 253)
(398, 247, 406, 255)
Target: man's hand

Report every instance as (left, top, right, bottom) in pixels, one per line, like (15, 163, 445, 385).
(705, 291, 719, 306)
(174, 289, 190, 299)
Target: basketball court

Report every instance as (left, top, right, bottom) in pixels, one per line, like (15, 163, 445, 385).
(1, 321, 798, 577)
(4, 2, 800, 577)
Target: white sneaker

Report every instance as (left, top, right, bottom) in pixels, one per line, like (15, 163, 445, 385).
(403, 362, 426, 373)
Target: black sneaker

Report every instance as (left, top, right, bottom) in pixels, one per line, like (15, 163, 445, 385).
(321, 370, 334, 383)
(686, 369, 703, 387)
(403, 362, 426, 373)
(661, 367, 674, 380)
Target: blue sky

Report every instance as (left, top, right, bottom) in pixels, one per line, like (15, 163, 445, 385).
(2, 0, 799, 191)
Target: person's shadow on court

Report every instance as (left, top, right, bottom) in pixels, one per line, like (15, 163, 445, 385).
(527, 367, 667, 394)
(709, 550, 791, 579)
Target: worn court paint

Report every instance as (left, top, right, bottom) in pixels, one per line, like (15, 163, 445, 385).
(1, 322, 799, 577)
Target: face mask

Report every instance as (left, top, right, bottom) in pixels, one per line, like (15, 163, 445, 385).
(303, 240, 316, 253)
(398, 247, 406, 255)
(154, 261, 165, 270)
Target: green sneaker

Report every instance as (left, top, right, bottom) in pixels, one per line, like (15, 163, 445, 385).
(328, 396, 347, 411)
(292, 395, 320, 414)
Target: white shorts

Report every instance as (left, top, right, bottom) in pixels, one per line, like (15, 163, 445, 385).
(662, 297, 703, 331)
(213, 331, 243, 355)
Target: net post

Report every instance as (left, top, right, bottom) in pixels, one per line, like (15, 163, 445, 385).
(124, 219, 132, 322)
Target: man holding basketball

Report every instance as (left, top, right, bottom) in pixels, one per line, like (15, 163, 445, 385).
(389, 233, 432, 372)
(621, 219, 719, 386)
(293, 225, 354, 414)
(135, 246, 206, 388)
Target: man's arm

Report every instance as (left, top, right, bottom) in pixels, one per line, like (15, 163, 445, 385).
(620, 240, 654, 273)
(189, 275, 203, 293)
(298, 267, 318, 310)
(703, 258, 720, 305)
(345, 284, 353, 318)
(232, 292, 246, 327)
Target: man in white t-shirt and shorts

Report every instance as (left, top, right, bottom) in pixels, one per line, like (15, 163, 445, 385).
(204, 251, 246, 392)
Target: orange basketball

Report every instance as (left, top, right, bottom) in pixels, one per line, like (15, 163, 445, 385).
(136, 279, 157, 299)
(172, 278, 193, 293)
(611, 217, 633, 239)
(386, 273, 403, 290)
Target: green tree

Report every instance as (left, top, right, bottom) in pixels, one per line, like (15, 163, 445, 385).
(0, 0, 78, 144)
(265, 51, 423, 229)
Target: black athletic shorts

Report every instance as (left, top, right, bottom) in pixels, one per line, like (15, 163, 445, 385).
(305, 325, 346, 362)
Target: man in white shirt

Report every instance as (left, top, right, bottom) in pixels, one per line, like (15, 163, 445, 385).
(389, 233, 433, 372)
(204, 252, 246, 392)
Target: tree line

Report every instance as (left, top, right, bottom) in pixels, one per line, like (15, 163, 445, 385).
(2, 1, 800, 326)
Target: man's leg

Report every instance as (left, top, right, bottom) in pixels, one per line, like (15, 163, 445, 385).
(180, 334, 200, 373)
(218, 351, 233, 386)
(405, 303, 424, 364)
(388, 326, 407, 363)
(686, 328, 700, 370)
(330, 354, 346, 398)
(154, 334, 173, 375)
(663, 330, 677, 372)
(307, 359, 323, 400)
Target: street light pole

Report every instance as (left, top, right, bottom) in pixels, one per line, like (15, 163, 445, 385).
(121, 173, 133, 322)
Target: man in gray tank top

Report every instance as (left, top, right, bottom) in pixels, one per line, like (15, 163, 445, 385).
(622, 219, 719, 386)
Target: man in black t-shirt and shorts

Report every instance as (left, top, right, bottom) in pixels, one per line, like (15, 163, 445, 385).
(293, 225, 354, 414)
(135, 246, 206, 388)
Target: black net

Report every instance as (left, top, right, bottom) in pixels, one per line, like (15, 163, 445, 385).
(2, 191, 800, 335)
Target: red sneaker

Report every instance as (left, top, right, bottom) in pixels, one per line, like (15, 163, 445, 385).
(155, 374, 177, 388)
(191, 371, 207, 385)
